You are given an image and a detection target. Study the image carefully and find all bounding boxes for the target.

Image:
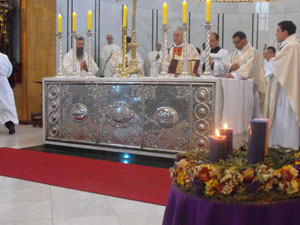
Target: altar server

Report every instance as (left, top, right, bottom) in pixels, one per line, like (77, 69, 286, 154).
(0, 52, 18, 134)
(63, 36, 99, 76)
(264, 21, 300, 150)
(226, 31, 266, 116)
(147, 43, 162, 77)
(201, 32, 230, 77)
(263, 46, 276, 81)
(100, 34, 121, 76)
(168, 27, 200, 76)
(105, 36, 144, 77)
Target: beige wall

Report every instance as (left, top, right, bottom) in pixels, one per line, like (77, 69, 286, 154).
(15, 0, 56, 123)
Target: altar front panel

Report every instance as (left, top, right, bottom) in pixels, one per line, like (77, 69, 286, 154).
(43, 78, 221, 156)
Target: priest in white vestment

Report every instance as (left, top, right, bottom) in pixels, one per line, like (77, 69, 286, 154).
(105, 36, 144, 77)
(63, 36, 99, 76)
(226, 31, 266, 117)
(201, 32, 230, 77)
(0, 52, 18, 134)
(147, 43, 162, 77)
(264, 21, 300, 150)
(100, 34, 121, 76)
(168, 27, 200, 76)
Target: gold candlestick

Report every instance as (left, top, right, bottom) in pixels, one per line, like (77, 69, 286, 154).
(121, 27, 129, 78)
(127, 0, 142, 77)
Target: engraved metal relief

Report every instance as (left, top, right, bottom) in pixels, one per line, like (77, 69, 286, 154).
(48, 85, 60, 99)
(49, 125, 59, 137)
(194, 87, 211, 103)
(87, 85, 97, 100)
(194, 136, 209, 152)
(107, 101, 134, 128)
(49, 112, 59, 124)
(194, 120, 210, 136)
(49, 100, 59, 112)
(175, 86, 190, 100)
(144, 86, 156, 100)
(194, 104, 210, 120)
(155, 107, 179, 129)
(70, 103, 88, 122)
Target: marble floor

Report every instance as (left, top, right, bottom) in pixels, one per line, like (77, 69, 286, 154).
(0, 125, 166, 225)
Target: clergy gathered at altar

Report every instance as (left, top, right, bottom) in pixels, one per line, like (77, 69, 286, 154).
(54, 1, 300, 151)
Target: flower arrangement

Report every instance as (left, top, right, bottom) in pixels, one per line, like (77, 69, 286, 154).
(171, 147, 300, 203)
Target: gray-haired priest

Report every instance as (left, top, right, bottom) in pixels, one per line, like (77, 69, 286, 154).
(63, 36, 99, 76)
(264, 21, 300, 150)
(167, 27, 201, 76)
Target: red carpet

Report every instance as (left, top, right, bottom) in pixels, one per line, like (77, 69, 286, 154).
(0, 148, 172, 205)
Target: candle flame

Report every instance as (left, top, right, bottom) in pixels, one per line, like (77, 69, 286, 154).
(224, 123, 228, 129)
(215, 129, 220, 137)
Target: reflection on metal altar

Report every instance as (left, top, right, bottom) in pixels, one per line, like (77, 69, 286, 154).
(43, 78, 221, 157)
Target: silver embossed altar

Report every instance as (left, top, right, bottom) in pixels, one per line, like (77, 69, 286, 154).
(43, 77, 224, 157)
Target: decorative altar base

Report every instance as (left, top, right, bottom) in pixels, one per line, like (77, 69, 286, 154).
(43, 77, 256, 158)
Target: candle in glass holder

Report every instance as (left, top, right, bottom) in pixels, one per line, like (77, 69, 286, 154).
(247, 118, 270, 164)
(163, 3, 167, 25)
(209, 129, 227, 163)
(88, 10, 92, 31)
(219, 123, 233, 155)
(182, 1, 187, 24)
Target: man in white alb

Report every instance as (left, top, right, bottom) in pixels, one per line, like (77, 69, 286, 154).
(0, 52, 18, 134)
(226, 31, 266, 116)
(100, 34, 121, 76)
(147, 43, 162, 77)
(264, 21, 300, 150)
(201, 32, 230, 77)
(63, 36, 99, 76)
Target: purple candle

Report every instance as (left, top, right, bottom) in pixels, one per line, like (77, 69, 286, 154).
(219, 123, 233, 155)
(247, 119, 269, 164)
(209, 129, 227, 163)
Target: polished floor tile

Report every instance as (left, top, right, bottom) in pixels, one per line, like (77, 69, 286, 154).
(0, 125, 167, 225)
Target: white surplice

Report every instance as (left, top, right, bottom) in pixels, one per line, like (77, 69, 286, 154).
(100, 43, 121, 76)
(201, 47, 230, 77)
(63, 49, 99, 76)
(0, 53, 19, 125)
(147, 50, 162, 77)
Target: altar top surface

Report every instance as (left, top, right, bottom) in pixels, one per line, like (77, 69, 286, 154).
(43, 76, 223, 84)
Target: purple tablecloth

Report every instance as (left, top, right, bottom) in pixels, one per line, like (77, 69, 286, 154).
(162, 185, 300, 225)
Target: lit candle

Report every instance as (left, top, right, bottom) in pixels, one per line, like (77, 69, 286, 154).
(163, 3, 167, 25)
(182, 1, 187, 24)
(58, 13, 62, 33)
(72, 12, 76, 32)
(247, 119, 270, 164)
(206, 0, 211, 23)
(88, 10, 92, 31)
(209, 129, 227, 163)
(122, 5, 128, 28)
(219, 123, 233, 155)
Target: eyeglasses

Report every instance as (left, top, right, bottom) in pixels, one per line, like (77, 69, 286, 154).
(233, 40, 241, 45)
